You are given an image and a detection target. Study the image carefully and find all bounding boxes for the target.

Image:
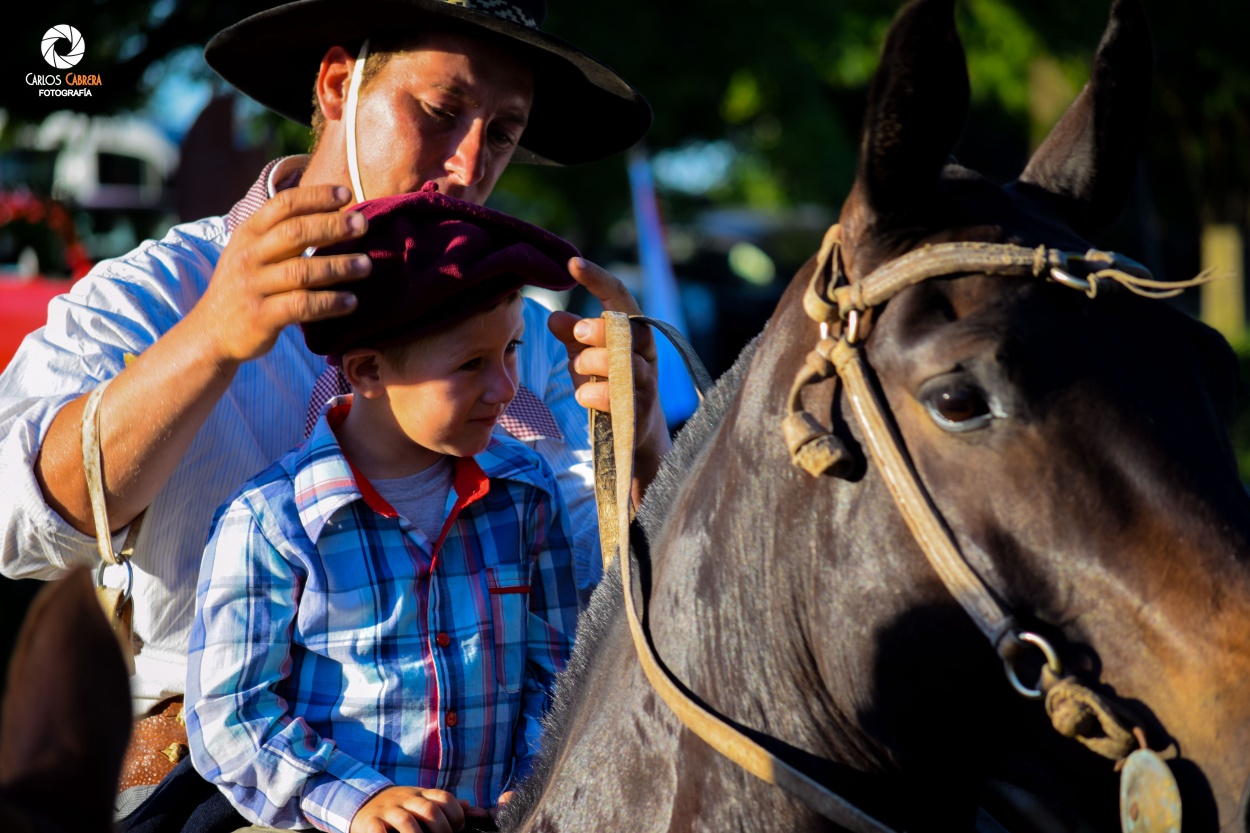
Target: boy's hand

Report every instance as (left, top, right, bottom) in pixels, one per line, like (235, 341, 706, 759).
(462, 789, 513, 832)
(350, 786, 468, 833)
(491, 790, 515, 824)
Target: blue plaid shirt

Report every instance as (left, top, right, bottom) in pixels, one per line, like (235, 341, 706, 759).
(186, 399, 579, 833)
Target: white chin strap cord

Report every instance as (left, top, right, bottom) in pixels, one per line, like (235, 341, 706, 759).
(345, 39, 370, 204)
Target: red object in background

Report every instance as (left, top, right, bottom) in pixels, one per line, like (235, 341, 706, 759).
(0, 189, 93, 372)
(0, 277, 80, 372)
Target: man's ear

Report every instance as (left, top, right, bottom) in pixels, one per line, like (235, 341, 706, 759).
(315, 46, 357, 124)
(342, 349, 385, 398)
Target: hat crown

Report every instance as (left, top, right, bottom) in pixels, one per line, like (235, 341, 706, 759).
(300, 188, 579, 357)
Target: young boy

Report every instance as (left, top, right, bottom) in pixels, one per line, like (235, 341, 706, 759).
(185, 185, 582, 833)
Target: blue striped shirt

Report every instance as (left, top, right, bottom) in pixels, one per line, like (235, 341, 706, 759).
(0, 156, 600, 712)
(186, 400, 578, 832)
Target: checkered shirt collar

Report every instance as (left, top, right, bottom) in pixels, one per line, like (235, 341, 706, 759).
(224, 155, 309, 233)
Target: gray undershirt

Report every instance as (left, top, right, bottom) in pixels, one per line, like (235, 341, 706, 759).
(371, 456, 455, 541)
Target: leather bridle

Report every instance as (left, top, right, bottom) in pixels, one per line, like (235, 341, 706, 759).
(590, 224, 1213, 832)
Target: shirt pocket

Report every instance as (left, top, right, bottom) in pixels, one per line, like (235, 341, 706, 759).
(486, 563, 531, 694)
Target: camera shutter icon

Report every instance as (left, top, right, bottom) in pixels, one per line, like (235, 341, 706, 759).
(42, 25, 85, 69)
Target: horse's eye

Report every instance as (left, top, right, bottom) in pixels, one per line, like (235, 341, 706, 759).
(924, 384, 994, 432)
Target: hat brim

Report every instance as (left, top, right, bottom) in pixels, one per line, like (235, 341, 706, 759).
(204, 0, 651, 165)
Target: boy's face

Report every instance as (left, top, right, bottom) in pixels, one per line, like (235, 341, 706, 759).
(379, 298, 524, 457)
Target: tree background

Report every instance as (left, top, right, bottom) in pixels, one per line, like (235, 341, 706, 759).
(3, 0, 1250, 675)
(5, 0, 1249, 266)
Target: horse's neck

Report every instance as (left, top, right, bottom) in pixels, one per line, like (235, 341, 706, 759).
(640, 311, 1012, 826)
(642, 324, 880, 750)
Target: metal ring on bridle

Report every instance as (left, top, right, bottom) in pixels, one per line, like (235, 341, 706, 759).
(845, 309, 862, 345)
(1003, 631, 1063, 700)
(1050, 266, 1092, 293)
(95, 558, 134, 607)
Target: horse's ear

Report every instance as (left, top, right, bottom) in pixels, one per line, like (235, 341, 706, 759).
(1014, 0, 1153, 239)
(0, 568, 131, 830)
(856, 0, 969, 219)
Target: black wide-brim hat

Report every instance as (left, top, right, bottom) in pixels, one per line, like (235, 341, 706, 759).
(204, 0, 651, 165)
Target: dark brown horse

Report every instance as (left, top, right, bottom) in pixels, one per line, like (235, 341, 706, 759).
(0, 567, 130, 833)
(501, 0, 1250, 830)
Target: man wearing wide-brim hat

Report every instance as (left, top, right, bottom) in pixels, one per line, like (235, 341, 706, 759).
(0, 0, 667, 828)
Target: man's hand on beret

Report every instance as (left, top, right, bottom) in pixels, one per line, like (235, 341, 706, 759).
(192, 185, 372, 365)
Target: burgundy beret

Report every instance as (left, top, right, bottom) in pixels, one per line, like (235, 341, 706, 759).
(301, 183, 579, 356)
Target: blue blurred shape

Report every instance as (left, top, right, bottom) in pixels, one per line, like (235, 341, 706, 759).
(627, 150, 699, 427)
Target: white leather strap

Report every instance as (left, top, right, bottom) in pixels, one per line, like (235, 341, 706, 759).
(82, 380, 121, 566)
(345, 39, 371, 204)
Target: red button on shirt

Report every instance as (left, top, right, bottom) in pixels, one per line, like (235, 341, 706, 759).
(446, 710, 459, 727)
(436, 632, 451, 648)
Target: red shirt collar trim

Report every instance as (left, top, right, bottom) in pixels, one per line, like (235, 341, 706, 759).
(327, 400, 398, 518)
(326, 399, 492, 526)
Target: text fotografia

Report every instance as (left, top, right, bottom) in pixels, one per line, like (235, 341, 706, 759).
(26, 72, 103, 96)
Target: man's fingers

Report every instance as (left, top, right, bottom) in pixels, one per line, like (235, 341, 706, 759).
(257, 252, 371, 297)
(244, 184, 356, 236)
(568, 258, 643, 315)
(562, 316, 658, 361)
(571, 329, 658, 379)
(571, 345, 609, 379)
(263, 289, 359, 327)
(547, 309, 583, 350)
(574, 379, 611, 413)
(250, 206, 369, 264)
(573, 352, 657, 412)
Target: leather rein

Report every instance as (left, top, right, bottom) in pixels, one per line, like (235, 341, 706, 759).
(590, 224, 1214, 832)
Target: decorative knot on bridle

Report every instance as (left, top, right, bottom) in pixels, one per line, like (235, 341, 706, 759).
(1041, 246, 1221, 299)
(1042, 671, 1140, 762)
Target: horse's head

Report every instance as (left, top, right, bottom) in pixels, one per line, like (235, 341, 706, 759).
(498, 3, 1250, 830)
(819, 0, 1250, 828)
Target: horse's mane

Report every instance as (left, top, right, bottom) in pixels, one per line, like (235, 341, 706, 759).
(500, 334, 761, 829)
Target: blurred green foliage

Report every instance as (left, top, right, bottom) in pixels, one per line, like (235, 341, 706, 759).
(4, 0, 1249, 261)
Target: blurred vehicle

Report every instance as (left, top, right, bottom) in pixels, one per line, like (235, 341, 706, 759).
(2, 111, 178, 261)
(0, 112, 179, 372)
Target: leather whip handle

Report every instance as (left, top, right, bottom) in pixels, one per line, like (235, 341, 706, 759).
(595, 310, 898, 833)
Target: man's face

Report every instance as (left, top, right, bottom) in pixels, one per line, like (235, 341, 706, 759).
(382, 298, 524, 458)
(352, 31, 535, 205)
